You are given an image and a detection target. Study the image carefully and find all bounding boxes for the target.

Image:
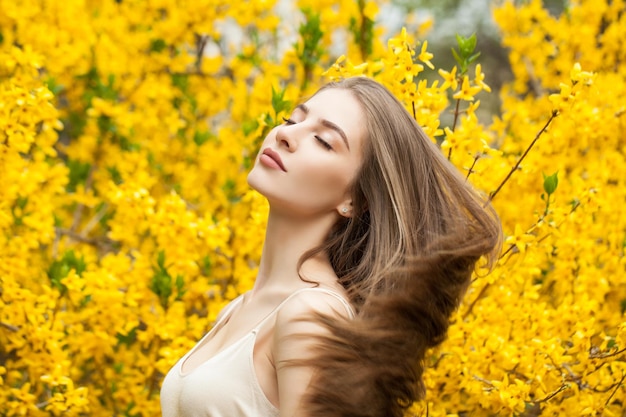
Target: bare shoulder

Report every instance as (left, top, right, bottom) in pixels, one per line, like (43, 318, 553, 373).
(275, 287, 353, 327)
(271, 288, 353, 413)
(272, 288, 351, 368)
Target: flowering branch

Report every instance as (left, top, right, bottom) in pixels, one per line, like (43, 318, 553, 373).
(55, 227, 116, 252)
(605, 373, 626, 407)
(589, 346, 626, 360)
(465, 153, 481, 180)
(448, 98, 461, 160)
(1, 321, 19, 332)
(533, 383, 569, 404)
(487, 110, 558, 204)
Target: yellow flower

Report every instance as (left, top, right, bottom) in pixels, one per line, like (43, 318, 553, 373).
(474, 64, 491, 92)
(466, 100, 481, 116)
(505, 224, 536, 254)
(387, 27, 410, 55)
(418, 41, 434, 69)
(570, 62, 594, 84)
(453, 75, 482, 101)
(438, 66, 458, 90)
(549, 82, 575, 112)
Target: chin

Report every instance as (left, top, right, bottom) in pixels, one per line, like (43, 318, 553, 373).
(246, 169, 262, 192)
(247, 171, 277, 203)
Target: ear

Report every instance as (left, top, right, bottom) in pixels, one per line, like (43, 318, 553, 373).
(336, 200, 353, 218)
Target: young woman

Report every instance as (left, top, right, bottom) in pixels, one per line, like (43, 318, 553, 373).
(160, 77, 502, 417)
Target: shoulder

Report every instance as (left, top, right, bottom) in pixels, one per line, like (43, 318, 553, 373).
(270, 288, 353, 413)
(272, 288, 350, 366)
(271, 288, 352, 357)
(275, 287, 353, 327)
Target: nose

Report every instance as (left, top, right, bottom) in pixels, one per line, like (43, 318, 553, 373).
(275, 124, 297, 152)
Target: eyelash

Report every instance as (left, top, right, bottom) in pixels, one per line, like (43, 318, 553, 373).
(281, 117, 333, 150)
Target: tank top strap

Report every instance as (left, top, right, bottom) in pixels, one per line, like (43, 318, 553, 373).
(214, 293, 246, 326)
(252, 287, 354, 332)
(302, 287, 355, 319)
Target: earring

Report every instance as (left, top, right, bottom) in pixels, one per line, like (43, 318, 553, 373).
(341, 207, 348, 214)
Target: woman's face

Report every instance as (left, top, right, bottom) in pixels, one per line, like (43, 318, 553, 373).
(247, 88, 366, 217)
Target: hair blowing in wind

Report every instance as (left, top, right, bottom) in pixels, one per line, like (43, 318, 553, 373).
(293, 77, 502, 417)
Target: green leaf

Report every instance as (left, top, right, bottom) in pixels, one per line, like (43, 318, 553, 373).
(12, 196, 29, 226)
(107, 166, 123, 185)
(294, 7, 325, 89)
(175, 275, 186, 301)
(200, 255, 212, 276)
(271, 85, 291, 116)
(451, 47, 462, 66)
(113, 363, 124, 374)
(150, 271, 172, 310)
(151, 250, 172, 309)
(222, 179, 238, 202)
(193, 131, 212, 146)
(47, 250, 87, 295)
(157, 250, 167, 270)
(466, 33, 477, 53)
(45, 77, 64, 95)
(150, 251, 188, 310)
(295, 8, 324, 66)
(15, 196, 28, 210)
(116, 326, 138, 346)
(242, 118, 259, 137)
(456, 33, 477, 57)
(171, 73, 189, 91)
(543, 171, 559, 195)
(149, 39, 167, 53)
(467, 51, 481, 64)
(455, 33, 464, 48)
(97, 115, 116, 134)
(67, 160, 92, 192)
(120, 136, 140, 151)
(452, 33, 480, 74)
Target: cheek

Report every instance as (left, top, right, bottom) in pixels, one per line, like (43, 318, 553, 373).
(296, 160, 356, 199)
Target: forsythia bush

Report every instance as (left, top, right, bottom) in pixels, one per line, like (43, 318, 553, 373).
(0, 0, 624, 415)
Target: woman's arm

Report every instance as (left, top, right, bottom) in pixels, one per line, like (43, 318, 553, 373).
(272, 291, 350, 417)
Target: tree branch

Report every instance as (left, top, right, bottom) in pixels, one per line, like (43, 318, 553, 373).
(1, 321, 19, 332)
(487, 110, 558, 204)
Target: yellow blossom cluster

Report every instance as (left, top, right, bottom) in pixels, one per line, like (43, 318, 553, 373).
(0, 0, 624, 415)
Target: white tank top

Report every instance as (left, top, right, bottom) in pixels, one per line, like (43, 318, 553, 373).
(160, 288, 354, 417)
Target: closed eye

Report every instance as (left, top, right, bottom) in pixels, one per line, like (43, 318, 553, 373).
(283, 116, 333, 150)
(316, 136, 333, 150)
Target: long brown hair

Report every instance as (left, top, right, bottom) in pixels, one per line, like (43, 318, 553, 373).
(297, 77, 502, 416)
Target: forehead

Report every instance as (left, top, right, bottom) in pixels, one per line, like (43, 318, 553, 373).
(303, 88, 366, 149)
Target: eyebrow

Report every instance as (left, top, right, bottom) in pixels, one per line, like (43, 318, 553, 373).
(295, 104, 350, 150)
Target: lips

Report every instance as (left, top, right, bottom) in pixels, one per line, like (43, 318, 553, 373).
(261, 148, 287, 172)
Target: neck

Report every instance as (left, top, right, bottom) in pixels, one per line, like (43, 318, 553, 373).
(252, 208, 338, 295)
